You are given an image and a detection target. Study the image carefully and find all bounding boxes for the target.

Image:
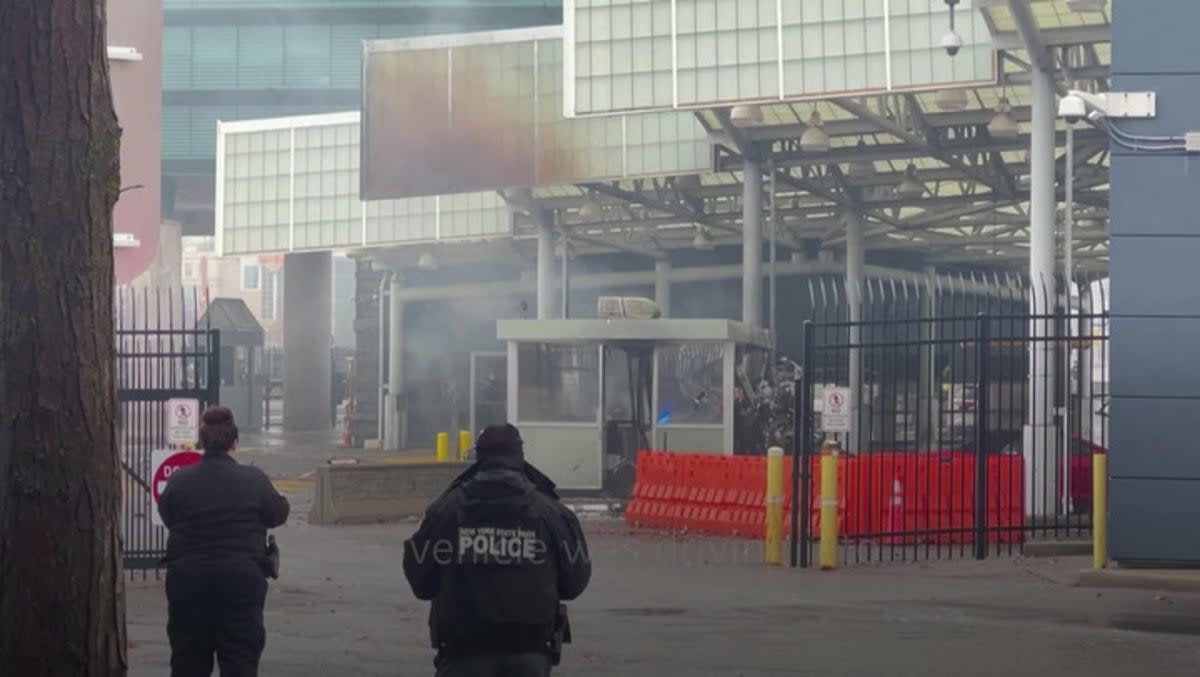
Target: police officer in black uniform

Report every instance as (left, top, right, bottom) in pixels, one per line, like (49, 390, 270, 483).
(404, 424, 591, 676)
(158, 405, 290, 677)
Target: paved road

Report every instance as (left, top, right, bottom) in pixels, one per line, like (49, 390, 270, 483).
(127, 486, 1200, 676)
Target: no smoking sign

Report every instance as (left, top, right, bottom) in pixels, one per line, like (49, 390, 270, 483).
(822, 387, 852, 433)
(165, 398, 200, 446)
(150, 449, 202, 527)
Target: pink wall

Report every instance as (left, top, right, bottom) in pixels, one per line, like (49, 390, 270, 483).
(108, 0, 163, 285)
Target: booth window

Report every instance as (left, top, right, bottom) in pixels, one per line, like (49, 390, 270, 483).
(657, 343, 724, 425)
(517, 343, 599, 423)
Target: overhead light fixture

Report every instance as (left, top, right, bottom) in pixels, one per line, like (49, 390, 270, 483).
(894, 163, 926, 199)
(848, 139, 875, 178)
(987, 97, 1019, 139)
(417, 252, 438, 271)
(800, 110, 831, 153)
(557, 239, 576, 259)
(1066, 0, 1107, 12)
(934, 87, 969, 112)
(578, 195, 604, 220)
(730, 104, 764, 127)
(692, 227, 715, 251)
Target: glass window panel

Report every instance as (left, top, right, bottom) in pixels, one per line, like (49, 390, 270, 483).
(517, 344, 600, 423)
(657, 343, 724, 425)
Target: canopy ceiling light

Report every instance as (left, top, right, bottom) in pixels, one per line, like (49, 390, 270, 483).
(417, 252, 439, 271)
(1066, 0, 1107, 12)
(987, 97, 1020, 139)
(730, 104, 764, 127)
(934, 87, 969, 112)
(692, 227, 715, 250)
(894, 163, 927, 199)
(800, 110, 831, 153)
(578, 195, 604, 220)
(847, 139, 875, 178)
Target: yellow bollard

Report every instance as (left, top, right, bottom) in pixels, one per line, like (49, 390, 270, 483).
(1093, 451, 1108, 570)
(436, 432, 450, 463)
(819, 439, 840, 570)
(765, 446, 785, 565)
(458, 430, 473, 461)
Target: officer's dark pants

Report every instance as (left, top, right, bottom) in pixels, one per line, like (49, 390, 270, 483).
(166, 560, 268, 677)
(434, 652, 553, 677)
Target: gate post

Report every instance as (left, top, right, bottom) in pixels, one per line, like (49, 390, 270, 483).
(791, 321, 815, 569)
(973, 315, 990, 560)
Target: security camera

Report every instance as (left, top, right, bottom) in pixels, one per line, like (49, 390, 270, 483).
(1057, 90, 1110, 125)
(940, 30, 963, 57)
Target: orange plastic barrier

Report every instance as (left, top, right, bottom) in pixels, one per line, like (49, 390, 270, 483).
(625, 450, 1027, 545)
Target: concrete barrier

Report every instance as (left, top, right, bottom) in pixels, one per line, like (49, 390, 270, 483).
(308, 461, 470, 525)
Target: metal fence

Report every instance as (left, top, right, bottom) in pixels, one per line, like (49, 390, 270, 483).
(789, 275, 1108, 565)
(116, 287, 219, 572)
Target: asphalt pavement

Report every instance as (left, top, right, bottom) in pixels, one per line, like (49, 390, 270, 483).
(126, 479, 1200, 676)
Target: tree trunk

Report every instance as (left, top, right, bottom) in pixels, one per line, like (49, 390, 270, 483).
(0, 1, 127, 675)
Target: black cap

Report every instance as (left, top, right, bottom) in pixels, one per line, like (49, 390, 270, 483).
(476, 424, 524, 460)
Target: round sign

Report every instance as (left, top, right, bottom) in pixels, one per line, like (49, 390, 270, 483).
(828, 391, 845, 409)
(152, 450, 203, 503)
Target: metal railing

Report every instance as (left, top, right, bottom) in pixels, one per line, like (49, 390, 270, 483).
(116, 287, 220, 574)
(789, 275, 1108, 564)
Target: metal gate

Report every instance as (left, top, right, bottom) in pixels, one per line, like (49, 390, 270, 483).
(790, 277, 1109, 566)
(117, 289, 220, 571)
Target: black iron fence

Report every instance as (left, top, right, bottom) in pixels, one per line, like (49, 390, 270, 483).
(789, 276, 1109, 565)
(116, 287, 219, 573)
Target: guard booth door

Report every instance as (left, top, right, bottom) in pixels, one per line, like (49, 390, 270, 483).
(602, 344, 653, 498)
(469, 351, 507, 438)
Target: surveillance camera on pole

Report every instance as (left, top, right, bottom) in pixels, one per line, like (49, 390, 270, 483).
(1058, 89, 1158, 124)
(940, 30, 963, 57)
(1057, 90, 1109, 125)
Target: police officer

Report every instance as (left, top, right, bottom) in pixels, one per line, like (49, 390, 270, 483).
(158, 405, 290, 677)
(404, 424, 591, 676)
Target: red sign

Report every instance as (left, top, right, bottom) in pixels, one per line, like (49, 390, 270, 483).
(151, 449, 203, 504)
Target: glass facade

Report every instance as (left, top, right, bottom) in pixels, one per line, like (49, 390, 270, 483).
(361, 30, 710, 200)
(163, 1, 563, 162)
(569, 0, 996, 116)
(219, 114, 513, 255)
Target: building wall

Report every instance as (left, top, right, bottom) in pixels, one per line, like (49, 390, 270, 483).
(181, 237, 284, 345)
(1109, 0, 1200, 562)
(181, 239, 355, 350)
(161, 0, 563, 236)
(109, 0, 165, 284)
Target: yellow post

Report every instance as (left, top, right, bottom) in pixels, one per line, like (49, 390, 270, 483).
(819, 439, 841, 570)
(436, 432, 450, 463)
(458, 430, 473, 461)
(765, 446, 784, 565)
(1093, 451, 1108, 570)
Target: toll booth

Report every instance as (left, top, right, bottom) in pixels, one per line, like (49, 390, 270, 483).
(199, 298, 266, 432)
(497, 319, 772, 495)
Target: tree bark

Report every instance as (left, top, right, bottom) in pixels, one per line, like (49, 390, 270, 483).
(0, 1, 127, 675)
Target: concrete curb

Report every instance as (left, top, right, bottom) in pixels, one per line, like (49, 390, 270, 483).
(1079, 568, 1200, 593)
(1025, 540, 1093, 558)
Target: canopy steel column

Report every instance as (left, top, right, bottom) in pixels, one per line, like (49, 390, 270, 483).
(655, 258, 671, 317)
(537, 221, 556, 320)
(846, 210, 865, 454)
(1027, 64, 1059, 518)
(743, 161, 764, 328)
(282, 251, 333, 432)
(385, 273, 406, 452)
